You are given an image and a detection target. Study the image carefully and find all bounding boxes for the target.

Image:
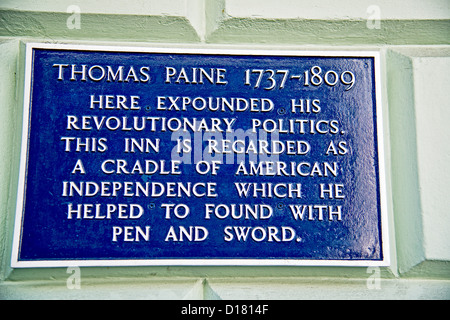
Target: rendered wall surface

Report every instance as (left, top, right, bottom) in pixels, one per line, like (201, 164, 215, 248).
(0, 0, 449, 300)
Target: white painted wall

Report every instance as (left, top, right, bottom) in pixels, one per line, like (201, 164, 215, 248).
(0, 0, 449, 299)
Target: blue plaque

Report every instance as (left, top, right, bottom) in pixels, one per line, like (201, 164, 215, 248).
(12, 44, 389, 267)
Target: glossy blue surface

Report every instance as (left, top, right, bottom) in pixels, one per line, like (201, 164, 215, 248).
(17, 48, 383, 263)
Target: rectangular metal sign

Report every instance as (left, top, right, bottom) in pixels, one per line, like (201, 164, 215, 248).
(12, 43, 389, 267)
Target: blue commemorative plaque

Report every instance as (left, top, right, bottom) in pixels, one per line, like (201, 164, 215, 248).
(12, 44, 389, 267)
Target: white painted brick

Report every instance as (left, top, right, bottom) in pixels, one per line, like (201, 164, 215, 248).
(224, 0, 450, 20)
(412, 54, 450, 261)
